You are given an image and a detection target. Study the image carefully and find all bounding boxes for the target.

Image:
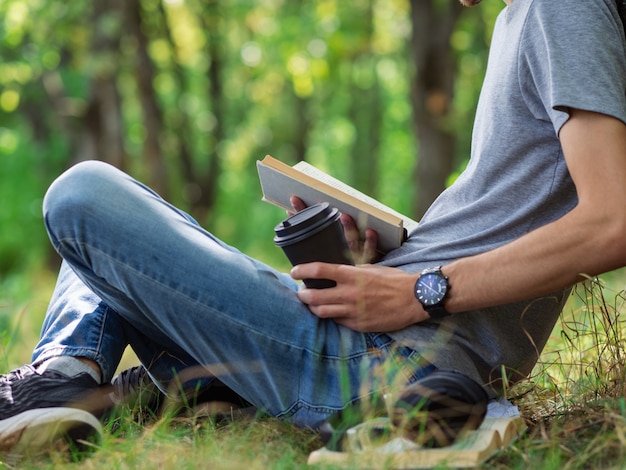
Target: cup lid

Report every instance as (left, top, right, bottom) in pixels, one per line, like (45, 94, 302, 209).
(274, 202, 340, 242)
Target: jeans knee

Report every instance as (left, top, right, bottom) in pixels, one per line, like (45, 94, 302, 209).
(43, 160, 121, 235)
(45, 160, 118, 208)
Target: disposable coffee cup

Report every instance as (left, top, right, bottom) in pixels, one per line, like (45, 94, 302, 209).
(274, 202, 354, 288)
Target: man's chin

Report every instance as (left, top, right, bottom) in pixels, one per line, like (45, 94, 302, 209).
(459, 0, 483, 6)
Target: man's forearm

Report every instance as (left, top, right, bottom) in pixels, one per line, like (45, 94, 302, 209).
(442, 205, 626, 314)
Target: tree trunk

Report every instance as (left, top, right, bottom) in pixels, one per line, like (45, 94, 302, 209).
(287, 0, 311, 164)
(349, 0, 381, 198)
(184, 0, 226, 224)
(40, 0, 126, 170)
(409, 0, 463, 219)
(78, 75, 126, 169)
(157, 1, 196, 207)
(125, 0, 169, 198)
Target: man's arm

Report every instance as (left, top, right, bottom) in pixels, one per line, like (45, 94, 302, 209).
(443, 109, 626, 312)
(292, 110, 626, 331)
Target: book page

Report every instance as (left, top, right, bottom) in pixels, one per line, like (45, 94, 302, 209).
(307, 416, 525, 469)
(293, 161, 419, 233)
(479, 417, 525, 446)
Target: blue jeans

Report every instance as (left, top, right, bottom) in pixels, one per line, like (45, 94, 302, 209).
(32, 161, 433, 427)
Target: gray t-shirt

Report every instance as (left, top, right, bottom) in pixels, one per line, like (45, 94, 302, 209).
(380, 0, 626, 395)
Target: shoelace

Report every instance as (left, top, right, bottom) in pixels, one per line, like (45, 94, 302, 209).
(112, 366, 153, 401)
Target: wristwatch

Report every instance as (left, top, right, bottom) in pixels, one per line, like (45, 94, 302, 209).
(414, 266, 450, 319)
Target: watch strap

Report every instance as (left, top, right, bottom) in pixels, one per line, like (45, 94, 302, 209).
(424, 303, 449, 319)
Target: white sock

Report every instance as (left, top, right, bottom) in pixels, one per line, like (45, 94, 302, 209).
(35, 356, 101, 384)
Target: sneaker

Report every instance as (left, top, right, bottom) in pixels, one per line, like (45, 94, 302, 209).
(0, 365, 106, 456)
(112, 365, 256, 419)
(110, 365, 163, 414)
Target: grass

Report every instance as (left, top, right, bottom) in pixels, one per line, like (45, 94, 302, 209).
(12, 413, 321, 469)
(2, 266, 626, 469)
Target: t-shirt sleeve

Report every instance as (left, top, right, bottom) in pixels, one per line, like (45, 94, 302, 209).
(518, 0, 626, 134)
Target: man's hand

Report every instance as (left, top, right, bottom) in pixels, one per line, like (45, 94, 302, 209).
(289, 196, 380, 264)
(291, 263, 428, 332)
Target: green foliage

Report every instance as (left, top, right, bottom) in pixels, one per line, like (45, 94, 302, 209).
(0, 125, 53, 274)
(0, 0, 503, 275)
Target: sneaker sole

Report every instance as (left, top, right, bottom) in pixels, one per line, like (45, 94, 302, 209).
(0, 407, 103, 454)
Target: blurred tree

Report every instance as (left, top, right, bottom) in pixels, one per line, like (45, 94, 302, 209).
(0, 0, 502, 275)
(409, 0, 463, 218)
(347, 0, 382, 199)
(81, 0, 126, 170)
(126, 0, 169, 198)
(184, 0, 225, 221)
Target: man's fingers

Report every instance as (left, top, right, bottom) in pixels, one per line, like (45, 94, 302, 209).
(306, 302, 351, 319)
(361, 229, 379, 264)
(340, 214, 360, 244)
(340, 214, 364, 262)
(291, 262, 345, 284)
(288, 196, 307, 215)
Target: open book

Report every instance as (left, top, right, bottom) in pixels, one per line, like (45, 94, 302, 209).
(307, 416, 525, 469)
(256, 155, 418, 254)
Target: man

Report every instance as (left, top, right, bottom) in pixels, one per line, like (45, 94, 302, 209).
(1, 0, 625, 456)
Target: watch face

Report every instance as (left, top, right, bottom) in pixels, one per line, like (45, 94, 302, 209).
(415, 272, 448, 306)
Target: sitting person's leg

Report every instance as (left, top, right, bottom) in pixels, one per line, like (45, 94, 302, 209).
(0, 261, 127, 454)
(32, 262, 225, 413)
(32, 261, 129, 382)
(0, 160, 430, 453)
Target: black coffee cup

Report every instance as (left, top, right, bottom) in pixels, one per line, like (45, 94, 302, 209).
(274, 202, 354, 288)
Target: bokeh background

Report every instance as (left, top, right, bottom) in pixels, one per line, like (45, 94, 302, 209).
(0, 0, 505, 366)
